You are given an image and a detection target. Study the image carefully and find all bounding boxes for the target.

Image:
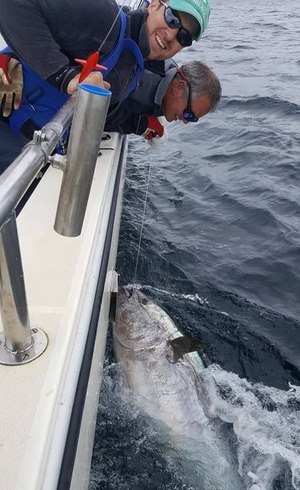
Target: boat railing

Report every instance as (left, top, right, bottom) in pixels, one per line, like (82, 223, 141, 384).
(0, 83, 111, 366)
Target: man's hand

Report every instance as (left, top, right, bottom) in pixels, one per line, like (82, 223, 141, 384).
(0, 54, 23, 117)
(142, 116, 164, 140)
(67, 71, 110, 95)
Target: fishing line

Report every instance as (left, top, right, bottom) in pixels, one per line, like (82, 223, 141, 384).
(133, 154, 153, 283)
(98, 0, 146, 54)
(99, 0, 147, 121)
(97, 0, 152, 280)
(97, 0, 128, 54)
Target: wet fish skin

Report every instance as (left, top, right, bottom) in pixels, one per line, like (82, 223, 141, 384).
(114, 287, 244, 490)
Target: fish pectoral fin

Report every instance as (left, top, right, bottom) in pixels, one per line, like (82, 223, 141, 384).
(167, 336, 203, 363)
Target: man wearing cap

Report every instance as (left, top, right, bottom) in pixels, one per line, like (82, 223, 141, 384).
(0, 0, 211, 171)
(0, 0, 210, 102)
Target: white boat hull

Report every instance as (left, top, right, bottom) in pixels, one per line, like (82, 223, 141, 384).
(0, 133, 127, 489)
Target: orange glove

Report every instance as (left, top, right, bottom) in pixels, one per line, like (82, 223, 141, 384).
(0, 53, 23, 117)
(142, 116, 164, 140)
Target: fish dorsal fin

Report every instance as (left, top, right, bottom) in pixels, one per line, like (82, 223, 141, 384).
(167, 336, 203, 363)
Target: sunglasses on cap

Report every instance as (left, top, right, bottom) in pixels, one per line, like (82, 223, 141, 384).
(159, 0, 193, 48)
(177, 67, 199, 122)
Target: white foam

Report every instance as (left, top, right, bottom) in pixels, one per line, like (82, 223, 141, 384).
(200, 365, 300, 489)
(139, 284, 210, 306)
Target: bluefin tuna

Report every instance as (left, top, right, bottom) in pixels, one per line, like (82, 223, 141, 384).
(114, 286, 244, 490)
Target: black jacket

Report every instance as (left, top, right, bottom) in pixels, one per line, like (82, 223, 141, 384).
(0, 0, 151, 105)
(105, 62, 177, 135)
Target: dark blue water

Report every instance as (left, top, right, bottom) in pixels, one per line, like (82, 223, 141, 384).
(90, 0, 300, 488)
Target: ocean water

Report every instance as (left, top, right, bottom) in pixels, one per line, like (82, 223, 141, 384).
(90, 0, 300, 488)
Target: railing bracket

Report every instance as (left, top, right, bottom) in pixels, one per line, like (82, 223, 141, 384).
(32, 129, 47, 145)
(49, 153, 67, 172)
(0, 328, 48, 366)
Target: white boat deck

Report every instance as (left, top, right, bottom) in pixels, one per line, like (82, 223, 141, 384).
(0, 133, 125, 489)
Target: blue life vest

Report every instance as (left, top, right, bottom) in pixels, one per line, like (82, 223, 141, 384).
(2, 10, 144, 134)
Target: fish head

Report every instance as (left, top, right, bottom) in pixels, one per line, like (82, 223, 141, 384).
(115, 286, 167, 349)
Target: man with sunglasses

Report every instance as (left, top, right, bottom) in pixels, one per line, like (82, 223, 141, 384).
(0, 0, 210, 172)
(0, 0, 210, 108)
(104, 60, 221, 140)
(0, 57, 221, 141)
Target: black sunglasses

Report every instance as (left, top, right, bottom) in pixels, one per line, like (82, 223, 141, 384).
(177, 67, 199, 122)
(183, 86, 198, 122)
(159, 0, 193, 48)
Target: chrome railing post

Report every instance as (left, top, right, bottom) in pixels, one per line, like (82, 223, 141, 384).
(0, 213, 48, 365)
(54, 84, 111, 237)
(0, 85, 108, 363)
(0, 96, 76, 365)
(0, 96, 76, 230)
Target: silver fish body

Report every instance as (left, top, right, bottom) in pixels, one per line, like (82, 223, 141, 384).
(114, 287, 244, 490)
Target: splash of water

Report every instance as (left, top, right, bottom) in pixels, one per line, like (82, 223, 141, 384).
(200, 365, 300, 489)
(127, 283, 210, 306)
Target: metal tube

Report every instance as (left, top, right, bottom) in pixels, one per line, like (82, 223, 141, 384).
(54, 84, 111, 237)
(0, 96, 76, 230)
(0, 97, 76, 364)
(0, 213, 31, 351)
(0, 212, 48, 365)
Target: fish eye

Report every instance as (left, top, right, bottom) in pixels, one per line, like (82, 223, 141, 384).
(141, 297, 148, 305)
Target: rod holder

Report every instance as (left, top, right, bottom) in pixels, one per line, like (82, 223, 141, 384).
(54, 84, 111, 237)
(0, 213, 48, 365)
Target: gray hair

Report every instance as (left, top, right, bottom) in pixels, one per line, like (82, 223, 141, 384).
(178, 60, 222, 112)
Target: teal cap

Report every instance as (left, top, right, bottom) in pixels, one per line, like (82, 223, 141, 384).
(169, 0, 211, 41)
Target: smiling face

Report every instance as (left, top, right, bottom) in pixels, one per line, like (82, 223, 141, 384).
(146, 0, 196, 60)
(162, 79, 212, 123)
